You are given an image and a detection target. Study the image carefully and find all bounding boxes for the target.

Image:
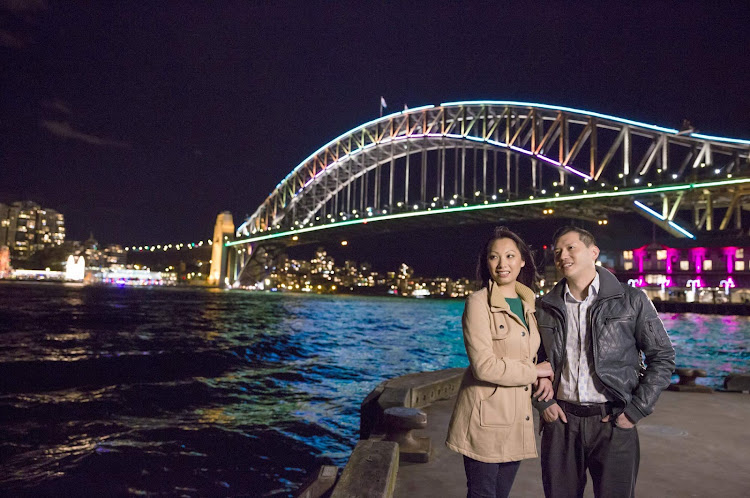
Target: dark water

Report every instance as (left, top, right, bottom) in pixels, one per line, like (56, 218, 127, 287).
(0, 283, 747, 496)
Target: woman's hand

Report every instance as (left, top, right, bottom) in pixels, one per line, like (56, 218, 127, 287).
(533, 377, 554, 401)
(536, 361, 553, 379)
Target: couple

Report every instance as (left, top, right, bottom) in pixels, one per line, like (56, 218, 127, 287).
(445, 226, 676, 498)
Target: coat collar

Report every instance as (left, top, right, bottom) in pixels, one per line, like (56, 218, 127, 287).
(488, 280, 537, 313)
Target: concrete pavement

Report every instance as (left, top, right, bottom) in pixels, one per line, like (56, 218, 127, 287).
(393, 390, 750, 497)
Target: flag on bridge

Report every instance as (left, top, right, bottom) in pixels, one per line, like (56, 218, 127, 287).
(380, 96, 387, 109)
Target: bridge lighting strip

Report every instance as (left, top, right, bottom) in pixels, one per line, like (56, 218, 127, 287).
(668, 221, 696, 239)
(633, 201, 666, 221)
(292, 131, 592, 198)
(440, 100, 750, 145)
(633, 200, 695, 238)
(690, 133, 750, 145)
(271, 105, 436, 191)
(228, 177, 748, 246)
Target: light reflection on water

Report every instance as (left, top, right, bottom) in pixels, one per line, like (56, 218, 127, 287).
(0, 283, 747, 496)
(661, 313, 750, 386)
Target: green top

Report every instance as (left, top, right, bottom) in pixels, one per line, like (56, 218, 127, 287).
(505, 296, 527, 329)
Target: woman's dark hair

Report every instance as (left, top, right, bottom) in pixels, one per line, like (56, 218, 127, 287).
(476, 226, 539, 291)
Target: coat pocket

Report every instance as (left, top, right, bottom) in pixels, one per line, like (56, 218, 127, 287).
(479, 386, 516, 427)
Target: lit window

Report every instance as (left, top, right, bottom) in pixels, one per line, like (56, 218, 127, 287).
(656, 250, 667, 261)
(680, 260, 689, 271)
(737, 249, 744, 259)
(703, 260, 712, 271)
(646, 274, 667, 284)
(623, 250, 633, 260)
(735, 261, 745, 272)
(624, 262, 633, 270)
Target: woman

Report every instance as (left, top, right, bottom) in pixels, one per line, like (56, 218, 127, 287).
(446, 227, 554, 498)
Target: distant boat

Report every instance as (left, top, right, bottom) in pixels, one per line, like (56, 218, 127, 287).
(411, 289, 430, 298)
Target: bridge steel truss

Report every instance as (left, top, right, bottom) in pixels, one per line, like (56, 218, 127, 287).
(231, 101, 750, 283)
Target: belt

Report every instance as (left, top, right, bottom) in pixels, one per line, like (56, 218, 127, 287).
(558, 400, 613, 417)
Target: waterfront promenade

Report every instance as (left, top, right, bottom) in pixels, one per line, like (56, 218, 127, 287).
(393, 389, 750, 497)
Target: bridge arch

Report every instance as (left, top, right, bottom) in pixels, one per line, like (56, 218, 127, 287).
(237, 101, 750, 241)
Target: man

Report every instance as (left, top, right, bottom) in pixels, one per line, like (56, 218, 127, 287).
(533, 226, 675, 498)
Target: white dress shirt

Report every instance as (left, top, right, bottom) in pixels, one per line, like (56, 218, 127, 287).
(557, 273, 612, 404)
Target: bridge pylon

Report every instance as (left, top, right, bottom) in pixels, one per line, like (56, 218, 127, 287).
(208, 211, 234, 287)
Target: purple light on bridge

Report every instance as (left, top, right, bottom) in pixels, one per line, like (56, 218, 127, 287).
(563, 165, 593, 181)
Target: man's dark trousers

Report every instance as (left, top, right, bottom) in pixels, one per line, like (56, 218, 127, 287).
(541, 408, 639, 498)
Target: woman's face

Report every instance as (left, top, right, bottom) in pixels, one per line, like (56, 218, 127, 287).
(487, 237, 525, 287)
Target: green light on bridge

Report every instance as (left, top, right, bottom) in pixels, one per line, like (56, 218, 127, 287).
(226, 177, 750, 246)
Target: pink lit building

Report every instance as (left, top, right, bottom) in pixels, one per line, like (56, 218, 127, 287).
(613, 241, 750, 303)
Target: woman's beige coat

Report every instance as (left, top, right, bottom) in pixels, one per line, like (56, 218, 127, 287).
(445, 281, 541, 463)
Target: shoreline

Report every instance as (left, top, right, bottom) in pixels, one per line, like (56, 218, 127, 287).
(4, 279, 750, 315)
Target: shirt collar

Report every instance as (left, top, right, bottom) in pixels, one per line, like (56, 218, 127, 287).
(564, 272, 600, 303)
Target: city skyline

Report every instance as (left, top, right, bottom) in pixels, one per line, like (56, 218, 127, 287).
(3, 2, 749, 252)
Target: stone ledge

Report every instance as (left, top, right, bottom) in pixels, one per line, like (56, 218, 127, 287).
(360, 368, 465, 439)
(330, 440, 399, 498)
(724, 373, 750, 393)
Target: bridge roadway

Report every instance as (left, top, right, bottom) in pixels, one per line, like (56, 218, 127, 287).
(393, 389, 749, 497)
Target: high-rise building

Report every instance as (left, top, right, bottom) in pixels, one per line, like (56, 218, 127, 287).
(0, 201, 65, 259)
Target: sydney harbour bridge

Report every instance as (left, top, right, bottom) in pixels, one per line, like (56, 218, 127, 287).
(223, 101, 750, 286)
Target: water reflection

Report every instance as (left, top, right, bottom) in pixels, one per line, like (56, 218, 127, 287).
(0, 283, 746, 496)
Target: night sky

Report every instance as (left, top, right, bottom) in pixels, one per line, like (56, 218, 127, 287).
(2, 1, 749, 270)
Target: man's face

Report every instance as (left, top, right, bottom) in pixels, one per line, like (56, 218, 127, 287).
(554, 231, 599, 282)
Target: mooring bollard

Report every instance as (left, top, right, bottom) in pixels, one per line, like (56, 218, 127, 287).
(668, 367, 713, 392)
(383, 406, 431, 463)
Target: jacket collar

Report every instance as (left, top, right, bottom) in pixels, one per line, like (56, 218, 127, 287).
(541, 266, 623, 311)
(488, 280, 537, 313)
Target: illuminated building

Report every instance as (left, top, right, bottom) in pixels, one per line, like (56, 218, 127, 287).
(615, 239, 750, 303)
(65, 255, 85, 281)
(97, 268, 169, 286)
(83, 233, 101, 268)
(0, 245, 10, 276)
(0, 201, 65, 259)
(103, 244, 126, 266)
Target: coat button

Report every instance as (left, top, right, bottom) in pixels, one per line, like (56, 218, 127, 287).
(526, 416, 530, 421)
(521, 331, 526, 336)
(498, 324, 504, 329)
(524, 386, 529, 391)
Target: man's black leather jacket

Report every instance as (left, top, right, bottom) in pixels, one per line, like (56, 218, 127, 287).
(533, 267, 676, 423)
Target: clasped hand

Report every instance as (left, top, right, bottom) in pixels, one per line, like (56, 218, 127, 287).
(532, 361, 554, 401)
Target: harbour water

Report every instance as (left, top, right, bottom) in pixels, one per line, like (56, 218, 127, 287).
(0, 283, 748, 496)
